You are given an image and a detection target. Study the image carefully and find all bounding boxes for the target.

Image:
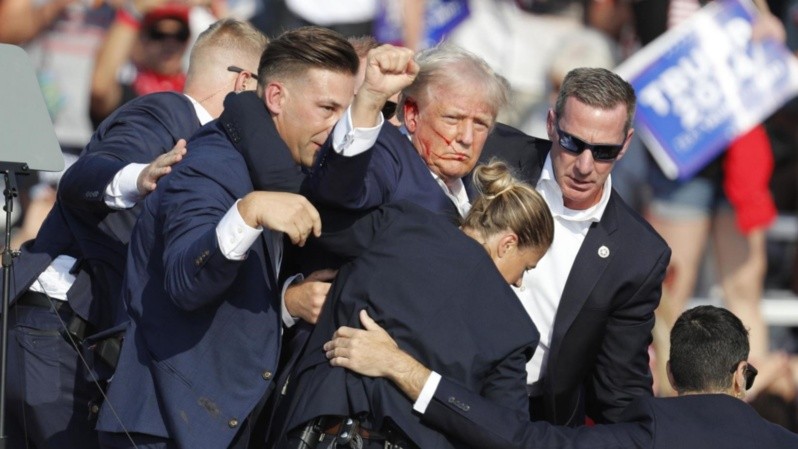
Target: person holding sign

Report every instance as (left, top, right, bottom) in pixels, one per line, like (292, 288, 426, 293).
(637, 0, 797, 406)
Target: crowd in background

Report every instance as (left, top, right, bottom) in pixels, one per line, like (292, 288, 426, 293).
(2, 0, 798, 442)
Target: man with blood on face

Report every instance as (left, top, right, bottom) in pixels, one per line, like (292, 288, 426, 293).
(306, 44, 508, 222)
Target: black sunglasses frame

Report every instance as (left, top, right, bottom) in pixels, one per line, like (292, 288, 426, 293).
(227, 66, 259, 82)
(146, 26, 191, 43)
(730, 361, 758, 390)
(554, 122, 626, 161)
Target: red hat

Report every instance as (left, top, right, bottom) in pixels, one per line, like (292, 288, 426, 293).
(142, 3, 190, 29)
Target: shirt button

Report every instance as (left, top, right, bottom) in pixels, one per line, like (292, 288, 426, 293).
(228, 418, 239, 428)
(262, 371, 272, 380)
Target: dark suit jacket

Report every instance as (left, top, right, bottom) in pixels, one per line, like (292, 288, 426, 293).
(423, 377, 798, 449)
(279, 201, 539, 449)
(8, 92, 200, 331)
(95, 93, 296, 449)
(306, 121, 468, 222)
(479, 123, 671, 425)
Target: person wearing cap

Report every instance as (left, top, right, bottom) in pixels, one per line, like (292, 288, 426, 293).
(324, 305, 798, 448)
(4, 18, 267, 449)
(90, 0, 192, 126)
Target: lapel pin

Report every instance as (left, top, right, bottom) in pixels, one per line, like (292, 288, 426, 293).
(598, 245, 610, 259)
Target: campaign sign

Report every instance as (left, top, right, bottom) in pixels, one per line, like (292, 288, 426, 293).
(615, 0, 798, 180)
(374, 0, 470, 49)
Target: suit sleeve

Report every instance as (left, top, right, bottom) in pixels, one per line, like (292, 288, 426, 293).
(156, 151, 250, 311)
(424, 377, 644, 449)
(58, 95, 196, 213)
(306, 126, 402, 210)
(586, 247, 672, 423)
(314, 203, 404, 259)
(479, 341, 534, 420)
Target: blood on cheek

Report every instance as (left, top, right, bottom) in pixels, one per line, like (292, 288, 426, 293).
(419, 127, 456, 160)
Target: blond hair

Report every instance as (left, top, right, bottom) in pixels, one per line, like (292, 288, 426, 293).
(463, 160, 554, 251)
(186, 18, 268, 84)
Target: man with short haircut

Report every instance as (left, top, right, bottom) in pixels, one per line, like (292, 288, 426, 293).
(480, 68, 670, 426)
(5, 18, 266, 449)
(95, 27, 416, 449)
(324, 306, 798, 448)
(312, 66, 671, 428)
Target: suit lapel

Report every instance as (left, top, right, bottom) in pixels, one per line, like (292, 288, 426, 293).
(549, 197, 620, 370)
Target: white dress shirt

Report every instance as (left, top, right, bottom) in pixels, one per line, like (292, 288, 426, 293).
(414, 154, 614, 411)
(31, 94, 212, 300)
(517, 155, 611, 393)
(431, 172, 471, 218)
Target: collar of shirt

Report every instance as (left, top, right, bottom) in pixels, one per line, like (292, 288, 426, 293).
(537, 154, 611, 224)
(186, 94, 214, 125)
(431, 170, 471, 217)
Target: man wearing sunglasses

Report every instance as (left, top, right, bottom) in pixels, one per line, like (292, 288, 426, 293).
(476, 67, 670, 428)
(324, 305, 798, 448)
(90, 2, 193, 127)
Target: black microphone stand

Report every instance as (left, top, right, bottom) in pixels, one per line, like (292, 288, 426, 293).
(0, 162, 29, 447)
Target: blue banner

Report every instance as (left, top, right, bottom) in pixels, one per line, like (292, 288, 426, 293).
(374, 0, 470, 49)
(615, 0, 798, 180)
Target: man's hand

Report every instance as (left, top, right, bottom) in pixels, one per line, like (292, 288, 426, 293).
(237, 192, 321, 246)
(324, 310, 431, 401)
(352, 45, 419, 128)
(285, 268, 337, 324)
(137, 139, 187, 196)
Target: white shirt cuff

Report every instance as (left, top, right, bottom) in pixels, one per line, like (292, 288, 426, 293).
(413, 371, 442, 414)
(331, 105, 384, 157)
(281, 273, 304, 328)
(216, 200, 262, 260)
(104, 163, 148, 209)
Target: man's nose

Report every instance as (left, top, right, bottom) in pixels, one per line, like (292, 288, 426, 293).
(574, 148, 595, 174)
(455, 120, 474, 147)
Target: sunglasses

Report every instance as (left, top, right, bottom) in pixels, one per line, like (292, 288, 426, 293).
(731, 361, 758, 390)
(146, 26, 190, 43)
(227, 66, 259, 81)
(554, 122, 625, 161)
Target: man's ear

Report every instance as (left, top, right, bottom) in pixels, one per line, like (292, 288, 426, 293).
(666, 360, 678, 392)
(264, 81, 285, 114)
(234, 70, 257, 93)
(732, 362, 747, 397)
(613, 128, 635, 163)
(545, 109, 557, 142)
(403, 98, 419, 133)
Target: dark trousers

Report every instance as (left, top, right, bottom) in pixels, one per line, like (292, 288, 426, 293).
(5, 303, 102, 449)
